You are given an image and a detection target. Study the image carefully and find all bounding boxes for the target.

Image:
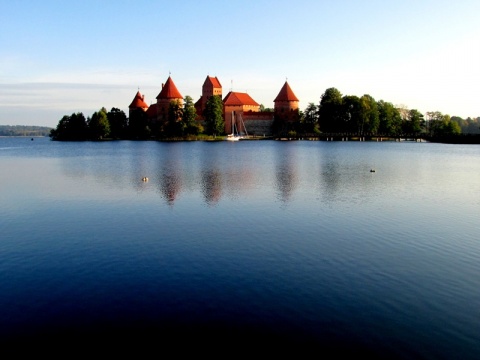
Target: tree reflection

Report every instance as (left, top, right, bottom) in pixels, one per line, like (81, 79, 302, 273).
(202, 169, 222, 205)
(155, 144, 183, 205)
(159, 172, 182, 205)
(275, 144, 298, 203)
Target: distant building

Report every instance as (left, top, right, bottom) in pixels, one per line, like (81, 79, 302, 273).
(128, 90, 149, 118)
(155, 75, 183, 123)
(145, 102, 157, 120)
(195, 76, 222, 117)
(274, 81, 300, 123)
(223, 91, 260, 134)
(128, 75, 300, 136)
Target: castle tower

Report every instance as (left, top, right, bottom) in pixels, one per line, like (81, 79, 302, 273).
(156, 76, 183, 122)
(195, 76, 222, 116)
(274, 81, 300, 122)
(128, 90, 149, 118)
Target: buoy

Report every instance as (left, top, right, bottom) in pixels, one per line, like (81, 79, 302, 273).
(142, 177, 149, 182)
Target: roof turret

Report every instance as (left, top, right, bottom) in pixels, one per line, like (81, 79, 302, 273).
(129, 91, 149, 109)
(274, 81, 299, 102)
(156, 76, 183, 100)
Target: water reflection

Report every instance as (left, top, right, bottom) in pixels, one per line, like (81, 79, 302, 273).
(312, 144, 379, 205)
(202, 169, 223, 205)
(53, 141, 374, 206)
(320, 150, 343, 203)
(3, 137, 480, 358)
(274, 143, 298, 203)
(155, 144, 183, 205)
(130, 142, 155, 193)
(47, 140, 480, 208)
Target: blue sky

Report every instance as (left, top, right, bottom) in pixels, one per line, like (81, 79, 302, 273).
(1, 0, 479, 127)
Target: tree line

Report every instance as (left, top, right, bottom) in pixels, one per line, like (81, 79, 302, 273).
(296, 87, 474, 138)
(50, 107, 127, 140)
(50, 87, 479, 141)
(0, 125, 52, 137)
(50, 95, 228, 141)
(449, 115, 480, 134)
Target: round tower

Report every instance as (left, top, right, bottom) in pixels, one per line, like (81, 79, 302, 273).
(156, 76, 183, 122)
(274, 81, 300, 122)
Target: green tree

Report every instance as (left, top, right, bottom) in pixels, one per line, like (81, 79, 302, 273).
(457, 116, 480, 134)
(165, 100, 184, 136)
(182, 95, 202, 135)
(403, 109, 424, 135)
(445, 118, 461, 135)
(88, 107, 110, 140)
(259, 104, 273, 112)
(303, 103, 319, 133)
(50, 112, 88, 140)
(204, 95, 224, 135)
(319, 87, 343, 133)
(341, 95, 362, 133)
(377, 100, 402, 135)
(107, 107, 128, 139)
(428, 112, 460, 136)
(128, 108, 151, 139)
(426, 111, 441, 135)
(360, 94, 379, 134)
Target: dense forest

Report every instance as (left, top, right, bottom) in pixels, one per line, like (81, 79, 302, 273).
(450, 116, 480, 134)
(0, 125, 52, 137)
(50, 98, 211, 141)
(297, 87, 479, 138)
(47, 87, 480, 141)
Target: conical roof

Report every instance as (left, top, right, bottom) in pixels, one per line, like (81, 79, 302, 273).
(156, 76, 183, 100)
(129, 91, 149, 109)
(274, 81, 299, 102)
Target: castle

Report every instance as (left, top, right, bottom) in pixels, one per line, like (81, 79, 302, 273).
(129, 75, 300, 136)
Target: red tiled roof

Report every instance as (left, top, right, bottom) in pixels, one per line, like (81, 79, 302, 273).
(129, 91, 149, 109)
(223, 91, 259, 106)
(274, 81, 299, 102)
(146, 104, 157, 117)
(206, 76, 222, 88)
(156, 76, 183, 100)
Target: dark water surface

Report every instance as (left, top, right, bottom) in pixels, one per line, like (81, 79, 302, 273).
(1, 137, 479, 357)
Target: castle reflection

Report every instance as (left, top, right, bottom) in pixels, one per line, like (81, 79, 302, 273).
(57, 141, 381, 207)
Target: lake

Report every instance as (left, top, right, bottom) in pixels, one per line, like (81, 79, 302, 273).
(1, 137, 479, 357)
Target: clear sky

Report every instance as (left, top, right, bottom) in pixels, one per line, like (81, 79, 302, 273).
(1, 0, 479, 127)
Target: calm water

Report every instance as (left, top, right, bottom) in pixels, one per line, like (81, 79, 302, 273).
(1, 137, 479, 357)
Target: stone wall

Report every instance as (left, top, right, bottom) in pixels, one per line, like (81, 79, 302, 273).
(243, 112, 274, 136)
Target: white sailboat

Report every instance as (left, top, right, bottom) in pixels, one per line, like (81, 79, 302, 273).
(238, 113, 248, 139)
(226, 111, 242, 141)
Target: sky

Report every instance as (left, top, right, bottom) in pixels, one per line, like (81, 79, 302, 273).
(1, 0, 479, 127)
